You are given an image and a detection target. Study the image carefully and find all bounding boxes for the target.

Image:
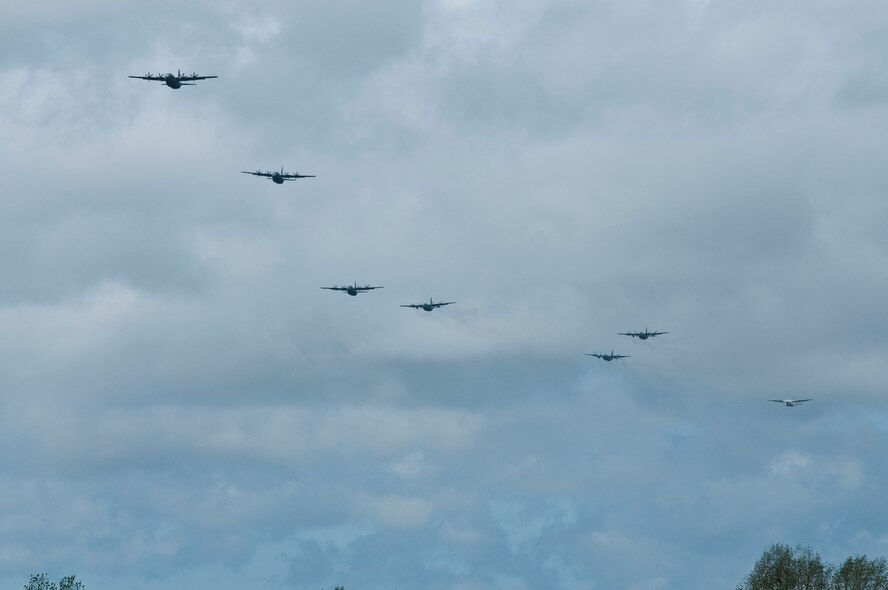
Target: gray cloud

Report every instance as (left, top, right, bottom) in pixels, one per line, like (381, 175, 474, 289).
(1, 1, 888, 589)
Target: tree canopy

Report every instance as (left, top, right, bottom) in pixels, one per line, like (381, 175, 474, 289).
(832, 555, 888, 590)
(24, 574, 84, 590)
(738, 545, 888, 590)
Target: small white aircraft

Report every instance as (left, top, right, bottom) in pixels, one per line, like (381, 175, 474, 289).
(768, 398, 813, 407)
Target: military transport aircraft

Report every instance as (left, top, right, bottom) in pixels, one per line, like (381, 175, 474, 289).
(585, 350, 630, 361)
(241, 167, 316, 184)
(321, 283, 383, 296)
(400, 298, 455, 312)
(768, 398, 813, 407)
(619, 328, 668, 340)
(128, 70, 218, 89)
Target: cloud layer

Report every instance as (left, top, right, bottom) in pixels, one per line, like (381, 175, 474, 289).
(1, 1, 888, 589)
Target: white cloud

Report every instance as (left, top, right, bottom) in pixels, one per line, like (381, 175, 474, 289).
(771, 451, 812, 475)
(391, 451, 427, 477)
(359, 494, 434, 529)
(230, 13, 283, 44)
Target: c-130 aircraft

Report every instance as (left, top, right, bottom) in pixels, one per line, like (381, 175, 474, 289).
(769, 398, 813, 407)
(619, 328, 668, 340)
(128, 70, 218, 89)
(585, 350, 630, 361)
(241, 167, 316, 184)
(321, 283, 383, 296)
(400, 298, 455, 312)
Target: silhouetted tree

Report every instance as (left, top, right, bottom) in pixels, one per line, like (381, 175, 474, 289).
(832, 555, 888, 590)
(738, 544, 832, 590)
(24, 574, 84, 590)
(24, 574, 55, 590)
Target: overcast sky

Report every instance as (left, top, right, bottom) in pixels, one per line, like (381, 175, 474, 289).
(1, 1, 887, 589)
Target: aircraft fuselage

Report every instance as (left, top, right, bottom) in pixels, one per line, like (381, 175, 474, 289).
(347, 287, 358, 296)
(421, 304, 435, 311)
(164, 74, 182, 89)
(271, 172, 284, 184)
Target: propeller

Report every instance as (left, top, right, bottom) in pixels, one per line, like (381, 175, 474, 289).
(191, 72, 198, 79)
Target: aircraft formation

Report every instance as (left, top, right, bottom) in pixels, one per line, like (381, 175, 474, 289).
(132, 70, 462, 316)
(128, 69, 812, 410)
(320, 287, 456, 311)
(585, 327, 667, 363)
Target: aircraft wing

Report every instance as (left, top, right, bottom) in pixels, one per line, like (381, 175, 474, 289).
(400, 304, 421, 308)
(321, 286, 346, 291)
(768, 400, 786, 403)
(619, 332, 639, 337)
(435, 301, 455, 307)
(129, 75, 164, 81)
(651, 331, 668, 336)
(182, 75, 218, 81)
(795, 399, 813, 403)
(282, 173, 316, 180)
(242, 170, 273, 178)
(613, 354, 630, 359)
(584, 353, 603, 358)
(360, 286, 383, 291)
